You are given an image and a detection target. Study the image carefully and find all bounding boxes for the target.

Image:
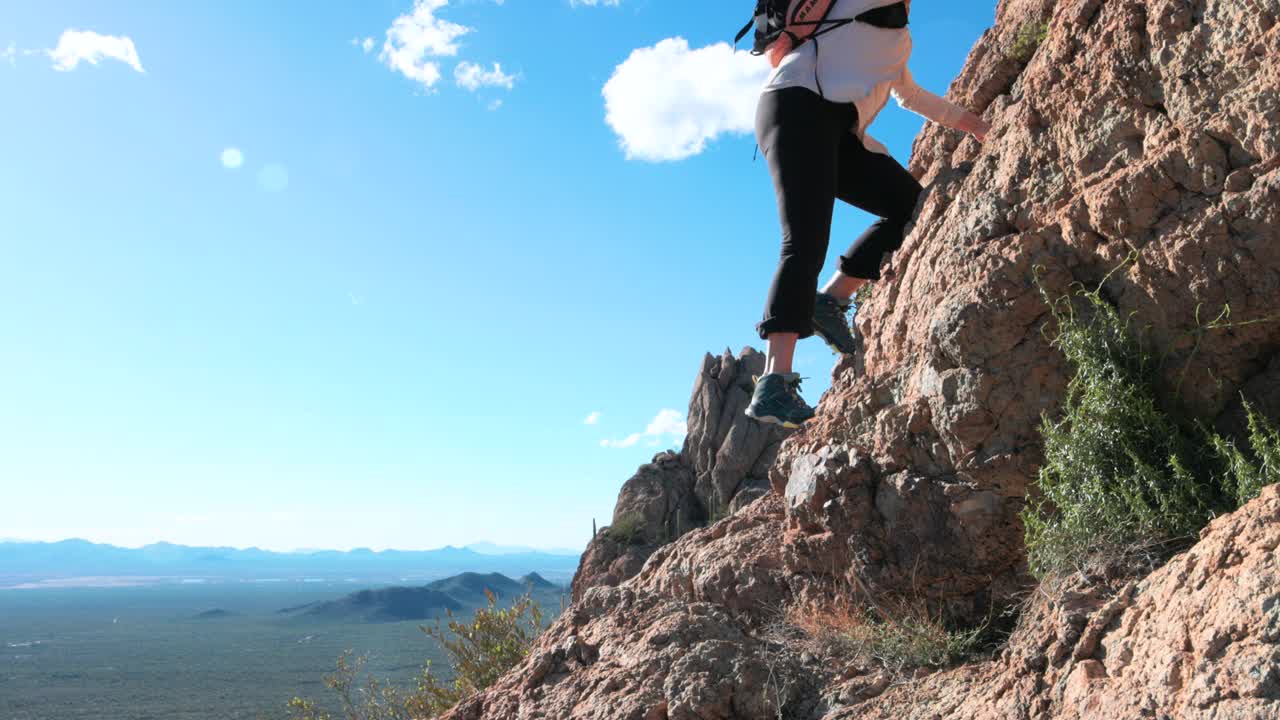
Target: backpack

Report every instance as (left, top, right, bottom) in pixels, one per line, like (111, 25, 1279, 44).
(734, 1, 910, 67)
(734, 0, 846, 64)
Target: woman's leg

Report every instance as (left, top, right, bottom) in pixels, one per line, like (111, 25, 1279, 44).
(764, 332, 799, 376)
(754, 87, 854, 374)
(832, 133, 924, 282)
(820, 272, 867, 301)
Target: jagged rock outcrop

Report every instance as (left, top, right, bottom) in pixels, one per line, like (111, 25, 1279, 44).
(571, 348, 792, 602)
(448, 0, 1280, 716)
(445, 496, 831, 720)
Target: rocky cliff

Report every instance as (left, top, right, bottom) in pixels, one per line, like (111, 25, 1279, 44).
(445, 0, 1280, 717)
(571, 348, 792, 603)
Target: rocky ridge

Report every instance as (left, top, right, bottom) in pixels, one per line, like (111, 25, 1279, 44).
(445, 0, 1280, 717)
(571, 348, 792, 603)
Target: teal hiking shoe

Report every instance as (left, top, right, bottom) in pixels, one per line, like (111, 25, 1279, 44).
(812, 292, 859, 356)
(745, 372, 815, 428)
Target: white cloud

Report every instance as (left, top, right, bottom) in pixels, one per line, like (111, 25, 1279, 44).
(220, 147, 243, 169)
(571, 0, 621, 5)
(2, 44, 15, 67)
(600, 409, 687, 449)
(603, 37, 769, 162)
(454, 61, 516, 91)
(379, 0, 470, 90)
(48, 30, 144, 73)
(584, 411, 601, 425)
(361, 37, 375, 53)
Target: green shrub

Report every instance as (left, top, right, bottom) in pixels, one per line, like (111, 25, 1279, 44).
(604, 511, 646, 545)
(852, 282, 875, 308)
(1025, 274, 1280, 577)
(286, 589, 545, 720)
(286, 653, 413, 720)
(1024, 282, 1219, 576)
(1210, 403, 1280, 506)
(1008, 20, 1049, 64)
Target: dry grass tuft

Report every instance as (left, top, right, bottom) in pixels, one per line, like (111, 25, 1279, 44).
(778, 575, 984, 678)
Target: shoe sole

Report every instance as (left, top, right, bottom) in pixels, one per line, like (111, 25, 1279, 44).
(744, 408, 811, 429)
(813, 328, 858, 357)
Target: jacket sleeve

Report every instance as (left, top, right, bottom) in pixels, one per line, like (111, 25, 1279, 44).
(891, 67, 969, 130)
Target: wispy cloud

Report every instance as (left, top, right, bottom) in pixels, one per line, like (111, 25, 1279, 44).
(454, 61, 516, 91)
(571, 0, 622, 6)
(372, 0, 517, 96)
(600, 409, 687, 449)
(48, 30, 144, 73)
(603, 38, 768, 162)
(378, 0, 469, 90)
(583, 411, 601, 426)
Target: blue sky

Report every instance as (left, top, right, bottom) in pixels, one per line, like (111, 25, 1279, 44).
(0, 1, 992, 552)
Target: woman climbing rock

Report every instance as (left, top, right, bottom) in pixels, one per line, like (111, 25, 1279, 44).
(742, 0, 991, 428)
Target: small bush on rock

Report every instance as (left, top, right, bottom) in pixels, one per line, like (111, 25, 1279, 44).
(1026, 274, 1280, 577)
(1211, 403, 1280, 506)
(784, 582, 984, 677)
(1024, 282, 1217, 576)
(1008, 20, 1049, 64)
(604, 511, 646, 545)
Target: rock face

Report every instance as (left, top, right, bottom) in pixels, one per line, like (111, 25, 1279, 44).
(571, 348, 792, 603)
(775, 0, 1280, 619)
(446, 0, 1280, 717)
(446, 496, 833, 720)
(827, 485, 1280, 720)
(446, 486, 1280, 720)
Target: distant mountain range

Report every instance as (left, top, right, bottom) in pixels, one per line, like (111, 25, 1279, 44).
(280, 571, 564, 623)
(0, 539, 581, 587)
(463, 541, 580, 556)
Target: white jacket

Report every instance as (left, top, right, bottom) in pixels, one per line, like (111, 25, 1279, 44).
(763, 0, 968, 155)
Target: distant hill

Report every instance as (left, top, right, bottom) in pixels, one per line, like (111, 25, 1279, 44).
(520, 572, 557, 590)
(281, 570, 567, 623)
(425, 572, 526, 603)
(0, 539, 580, 586)
(193, 609, 237, 620)
(289, 587, 464, 623)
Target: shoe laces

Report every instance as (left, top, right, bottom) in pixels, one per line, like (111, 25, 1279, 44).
(785, 375, 812, 407)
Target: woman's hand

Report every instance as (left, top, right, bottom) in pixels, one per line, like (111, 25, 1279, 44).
(961, 112, 991, 142)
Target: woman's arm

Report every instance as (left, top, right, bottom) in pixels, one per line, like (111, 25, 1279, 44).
(892, 67, 990, 141)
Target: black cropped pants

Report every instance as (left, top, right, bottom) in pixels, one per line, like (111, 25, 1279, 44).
(755, 86, 923, 340)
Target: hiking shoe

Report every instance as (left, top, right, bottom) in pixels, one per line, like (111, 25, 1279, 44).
(745, 372, 815, 428)
(812, 292, 859, 356)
